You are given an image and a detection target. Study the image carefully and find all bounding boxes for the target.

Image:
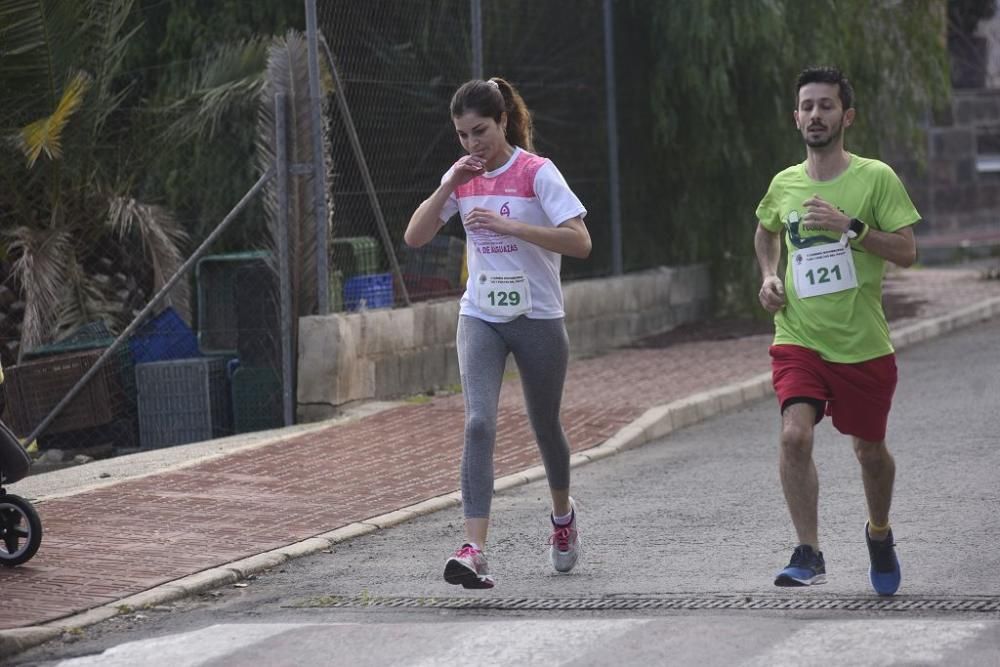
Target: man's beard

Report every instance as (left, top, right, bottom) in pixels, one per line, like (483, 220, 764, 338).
(802, 120, 843, 148)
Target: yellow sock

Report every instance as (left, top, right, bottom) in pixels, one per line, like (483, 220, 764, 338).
(868, 519, 890, 533)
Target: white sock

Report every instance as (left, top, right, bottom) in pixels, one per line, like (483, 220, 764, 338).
(552, 510, 574, 526)
(465, 542, 481, 551)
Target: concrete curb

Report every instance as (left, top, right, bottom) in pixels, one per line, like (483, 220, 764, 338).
(3, 296, 998, 659)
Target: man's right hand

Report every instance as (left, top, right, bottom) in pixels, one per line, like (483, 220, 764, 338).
(759, 275, 786, 313)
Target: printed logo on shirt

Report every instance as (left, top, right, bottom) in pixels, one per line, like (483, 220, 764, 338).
(785, 209, 841, 249)
(469, 227, 519, 255)
(499, 201, 511, 217)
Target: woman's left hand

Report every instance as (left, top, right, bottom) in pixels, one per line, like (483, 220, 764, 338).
(464, 207, 513, 235)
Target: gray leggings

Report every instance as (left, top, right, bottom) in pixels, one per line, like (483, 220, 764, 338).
(457, 315, 571, 518)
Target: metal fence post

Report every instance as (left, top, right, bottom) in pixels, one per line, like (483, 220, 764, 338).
(471, 0, 483, 80)
(604, 0, 623, 275)
(275, 93, 295, 427)
(305, 0, 331, 314)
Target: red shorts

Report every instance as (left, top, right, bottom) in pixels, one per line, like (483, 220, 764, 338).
(769, 344, 897, 442)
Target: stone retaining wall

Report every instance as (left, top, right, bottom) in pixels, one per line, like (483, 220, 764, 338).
(297, 264, 711, 421)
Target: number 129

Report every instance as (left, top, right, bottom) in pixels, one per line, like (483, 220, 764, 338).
(488, 290, 520, 306)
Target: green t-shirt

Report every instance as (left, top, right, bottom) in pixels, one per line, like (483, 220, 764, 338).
(756, 155, 920, 363)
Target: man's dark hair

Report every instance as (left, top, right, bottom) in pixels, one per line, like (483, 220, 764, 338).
(796, 67, 854, 111)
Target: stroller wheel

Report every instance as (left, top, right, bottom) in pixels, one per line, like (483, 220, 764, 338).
(0, 494, 42, 566)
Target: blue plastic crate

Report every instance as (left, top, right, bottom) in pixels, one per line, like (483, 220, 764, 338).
(343, 273, 393, 311)
(129, 307, 199, 365)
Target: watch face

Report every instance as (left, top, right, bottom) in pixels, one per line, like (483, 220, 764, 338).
(848, 218, 864, 238)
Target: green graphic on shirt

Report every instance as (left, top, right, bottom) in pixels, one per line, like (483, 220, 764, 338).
(786, 210, 837, 249)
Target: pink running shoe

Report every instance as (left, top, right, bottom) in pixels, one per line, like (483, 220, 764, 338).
(549, 499, 580, 573)
(444, 543, 495, 589)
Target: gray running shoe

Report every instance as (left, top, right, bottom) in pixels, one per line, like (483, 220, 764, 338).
(549, 498, 580, 573)
(444, 543, 495, 589)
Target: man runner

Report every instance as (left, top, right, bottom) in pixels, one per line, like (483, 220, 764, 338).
(754, 66, 920, 596)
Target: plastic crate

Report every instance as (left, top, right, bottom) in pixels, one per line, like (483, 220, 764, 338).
(400, 234, 465, 285)
(343, 273, 393, 311)
(234, 264, 280, 367)
(21, 320, 114, 361)
(136, 357, 231, 449)
(402, 275, 459, 302)
(231, 366, 283, 434)
(129, 307, 199, 364)
(2, 348, 130, 438)
(196, 251, 270, 356)
(331, 236, 379, 276)
(20, 321, 137, 426)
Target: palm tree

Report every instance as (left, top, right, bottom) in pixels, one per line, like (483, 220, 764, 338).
(0, 0, 189, 358)
(255, 30, 334, 321)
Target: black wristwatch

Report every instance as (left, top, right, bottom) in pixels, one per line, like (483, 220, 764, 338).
(847, 217, 867, 240)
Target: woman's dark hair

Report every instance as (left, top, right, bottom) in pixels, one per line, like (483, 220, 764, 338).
(796, 66, 854, 111)
(450, 77, 534, 152)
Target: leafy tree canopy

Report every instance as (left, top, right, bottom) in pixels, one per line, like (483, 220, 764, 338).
(618, 0, 948, 313)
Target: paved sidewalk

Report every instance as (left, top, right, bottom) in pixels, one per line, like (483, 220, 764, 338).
(1, 267, 999, 653)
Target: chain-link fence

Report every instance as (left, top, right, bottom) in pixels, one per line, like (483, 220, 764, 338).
(318, 0, 615, 309)
(0, 171, 285, 462)
(1, 0, 622, 464)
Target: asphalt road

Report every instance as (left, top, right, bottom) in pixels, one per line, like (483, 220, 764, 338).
(10, 317, 1000, 666)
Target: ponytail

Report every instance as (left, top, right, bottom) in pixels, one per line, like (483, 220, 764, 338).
(489, 77, 533, 152)
(450, 77, 535, 152)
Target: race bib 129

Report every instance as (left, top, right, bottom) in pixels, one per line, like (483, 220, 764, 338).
(476, 271, 532, 317)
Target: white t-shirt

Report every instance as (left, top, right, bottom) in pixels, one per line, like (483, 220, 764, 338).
(439, 147, 587, 322)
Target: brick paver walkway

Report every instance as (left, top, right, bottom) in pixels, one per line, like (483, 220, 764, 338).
(1, 267, 998, 630)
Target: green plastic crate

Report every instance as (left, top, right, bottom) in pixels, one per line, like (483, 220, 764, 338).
(196, 251, 270, 356)
(231, 366, 283, 434)
(331, 236, 379, 277)
(329, 269, 344, 313)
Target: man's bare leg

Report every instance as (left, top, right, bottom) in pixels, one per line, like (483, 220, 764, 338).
(853, 437, 895, 540)
(780, 403, 820, 549)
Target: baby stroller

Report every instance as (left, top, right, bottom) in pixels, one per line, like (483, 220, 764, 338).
(0, 417, 41, 566)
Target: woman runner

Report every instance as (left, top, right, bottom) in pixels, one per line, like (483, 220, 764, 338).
(404, 77, 592, 588)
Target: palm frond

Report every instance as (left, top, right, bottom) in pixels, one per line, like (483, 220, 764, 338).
(0, 0, 87, 131)
(54, 250, 117, 340)
(81, 0, 140, 138)
(156, 38, 270, 144)
(5, 226, 74, 352)
(107, 196, 191, 322)
(17, 71, 92, 167)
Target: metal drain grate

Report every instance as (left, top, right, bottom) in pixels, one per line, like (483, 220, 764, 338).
(294, 595, 1000, 613)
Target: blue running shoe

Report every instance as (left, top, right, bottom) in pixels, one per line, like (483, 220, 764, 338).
(865, 523, 901, 596)
(775, 544, 827, 587)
